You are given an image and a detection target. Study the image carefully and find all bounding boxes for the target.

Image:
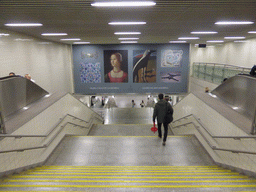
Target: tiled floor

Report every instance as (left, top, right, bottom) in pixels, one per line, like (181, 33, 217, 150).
(45, 135, 214, 166)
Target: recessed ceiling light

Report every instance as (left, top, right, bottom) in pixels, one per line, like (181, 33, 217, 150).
(120, 41, 138, 43)
(224, 36, 245, 39)
(207, 40, 224, 43)
(114, 32, 141, 35)
(41, 33, 68, 36)
(234, 40, 247, 43)
(178, 37, 199, 40)
(60, 38, 81, 41)
(215, 21, 254, 25)
(109, 22, 146, 25)
(91, 1, 156, 7)
(4, 23, 43, 27)
(118, 38, 139, 40)
(73, 42, 90, 44)
(0, 33, 9, 36)
(169, 41, 187, 43)
(191, 31, 218, 34)
(14, 38, 33, 41)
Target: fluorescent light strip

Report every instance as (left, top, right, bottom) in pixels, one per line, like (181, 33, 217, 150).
(91, 1, 156, 7)
(207, 40, 224, 43)
(234, 40, 247, 43)
(5, 23, 43, 27)
(169, 41, 187, 43)
(73, 42, 90, 44)
(60, 38, 81, 41)
(224, 36, 245, 39)
(115, 32, 141, 35)
(0, 33, 9, 36)
(109, 22, 146, 25)
(248, 31, 256, 33)
(118, 38, 139, 40)
(215, 21, 254, 25)
(191, 31, 218, 34)
(120, 41, 138, 43)
(178, 37, 199, 40)
(41, 33, 68, 36)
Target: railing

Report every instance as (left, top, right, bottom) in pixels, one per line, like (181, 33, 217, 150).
(171, 114, 256, 155)
(0, 114, 101, 154)
(192, 62, 251, 84)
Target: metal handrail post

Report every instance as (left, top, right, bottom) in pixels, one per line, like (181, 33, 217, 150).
(251, 107, 256, 135)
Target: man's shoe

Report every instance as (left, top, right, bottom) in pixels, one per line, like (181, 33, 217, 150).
(162, 141, 166, 146)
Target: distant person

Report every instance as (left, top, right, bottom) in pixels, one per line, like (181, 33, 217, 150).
(205, 87, 209, 93)
(140, 100, 145, 107)
(9, 72, 15, 76)
(24, 74, 35, 82)
(250, 65, 256, 77)
(153, 93, 173, 146)
(164, 96, 173, 106)
(132, 100, 136, 108)
(222, 78, 228, 82)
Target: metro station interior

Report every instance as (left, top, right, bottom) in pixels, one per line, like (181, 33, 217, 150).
(1, 1, 256, 191)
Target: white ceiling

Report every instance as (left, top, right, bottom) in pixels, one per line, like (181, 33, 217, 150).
(1, 0, 256, 45)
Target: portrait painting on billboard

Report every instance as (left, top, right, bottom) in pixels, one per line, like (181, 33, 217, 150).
(104, 50, 128, 83)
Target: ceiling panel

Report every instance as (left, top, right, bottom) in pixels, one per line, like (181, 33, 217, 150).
(0, 0, 256, 44)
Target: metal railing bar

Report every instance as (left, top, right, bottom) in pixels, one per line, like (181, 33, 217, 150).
(213, 147, 256, 155)
(172, 114, 256, 139)
(171, 114, 256, 155)
(0, 116, 96, 154)
(67, 114, 89, 123)
(0, 114, 89, 138)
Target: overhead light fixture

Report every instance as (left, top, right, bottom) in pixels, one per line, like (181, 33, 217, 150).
(0, 33, 9, 36)
(41, 33, 68, 36)
(73, 42, 90, 44)
(118, 38, 139, 40)
(4, 23, 43, 27)
(178, 37, 199, 40)
(207, 40, 224, 43)
(109, 22, 146, 25)
(248, 31, 256, 33)
(14, 38, 33, 41)
(91, 1, 156, 7)
(120, 41, 138, 43)
(114, 32, 141, 35)
(60, 38, 81, 41)
(234, 40, 247, 43)
(215, 21, 254, 25)
(191, 31, 218, 34)
(169, 41, 187, 43)
(224, 36, 245, 39)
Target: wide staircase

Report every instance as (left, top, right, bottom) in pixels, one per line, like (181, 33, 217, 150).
(1, 165, 256, 191)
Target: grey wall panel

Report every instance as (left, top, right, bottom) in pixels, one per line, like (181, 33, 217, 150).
(212, 75, 256, 120)
(0, 76, 48, 117)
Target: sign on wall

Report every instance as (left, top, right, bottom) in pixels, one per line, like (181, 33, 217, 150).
(73, 44, 189, 94)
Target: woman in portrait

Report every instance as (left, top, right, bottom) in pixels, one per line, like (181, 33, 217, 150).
(105, 52, 128, 83)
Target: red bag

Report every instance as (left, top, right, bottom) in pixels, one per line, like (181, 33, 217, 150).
(151, 122, 158, 133)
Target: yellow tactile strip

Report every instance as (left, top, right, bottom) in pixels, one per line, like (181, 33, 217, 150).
(1, 166, 256, 189)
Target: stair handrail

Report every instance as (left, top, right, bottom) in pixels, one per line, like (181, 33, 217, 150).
(0, 115, 99, 154)
(0, 114, 89, 138)
(172, 114, 256, 139)
(171, 114, 256, 155)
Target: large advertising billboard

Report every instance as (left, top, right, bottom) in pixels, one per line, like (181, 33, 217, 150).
(73, 44, 189, 94)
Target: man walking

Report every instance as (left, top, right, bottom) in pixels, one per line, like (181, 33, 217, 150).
(153, 93, 173, 145)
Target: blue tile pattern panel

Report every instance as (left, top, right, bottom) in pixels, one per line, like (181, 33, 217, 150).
(80, 62, 101, 83)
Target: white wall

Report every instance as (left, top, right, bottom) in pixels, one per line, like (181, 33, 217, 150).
(190, 38, 256, 68)
(0, 29, 73, 94)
